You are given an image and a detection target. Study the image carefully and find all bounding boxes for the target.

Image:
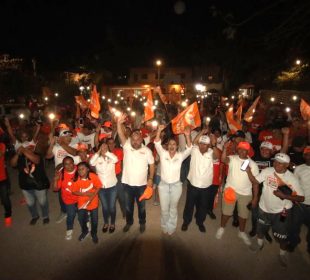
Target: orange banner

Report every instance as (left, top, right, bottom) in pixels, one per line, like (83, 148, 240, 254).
(226, 105, 242, 134)
(89, 85, 101, 119)
(300, 99, 310, 121)
(144, 90, 154, 122)
(244, 96, 260, 122)
(171, 102, 201, 134)
(236, 104, 242, 122)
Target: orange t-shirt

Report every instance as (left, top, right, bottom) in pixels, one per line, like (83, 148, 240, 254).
(0, 143, 7, 181)
(57, 167, 78, 205)
(113, 148, 123, 175)
(71, 173, 102, 210)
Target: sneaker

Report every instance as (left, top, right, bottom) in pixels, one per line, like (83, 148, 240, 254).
(56, 212, 67, 224)
(198, 224, 206, 233)
(109, 225, 115, 233)
(123, 224, 131, 232)
(215, 227, 225, 239)
(102, 224, 109, 233)
(238, 231, 252, 246)
(181, 223, 188, 231)
(140, 224, 146, 233)
(30, 216, 40, 225)
(279, 253, 288, 267)
(65, 230, 73, 240)
(43, 218, 50, 225)
(92, 234, 99, 244)
(4, 217, 12, 227)
(207, 211, 216, 220)
(249, 241, 264, 252)
(78, 231, 89, 241)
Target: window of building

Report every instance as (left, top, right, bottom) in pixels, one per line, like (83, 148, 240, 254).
(141, 73, 148, 79)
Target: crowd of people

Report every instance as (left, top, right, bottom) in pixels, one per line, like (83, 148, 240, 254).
(0, 93, 309, 268)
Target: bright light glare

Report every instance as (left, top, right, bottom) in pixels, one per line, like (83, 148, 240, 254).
(195, 84, 206, 92)
(48, 113, 56, 120)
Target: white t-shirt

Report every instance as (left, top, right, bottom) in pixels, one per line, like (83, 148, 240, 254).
(121, 139, 154, 186)
(90, 152, 118, 188)
(77, 132, 96, 148)
(187, 145, 214, 188)
(256, 167, 304, 213)
(294, 164, 310, 206)
(225, 155, 259, 196)
(14, 139, 36, 151)
(52, 142, 80, 167)
(154, 140, 192, 184)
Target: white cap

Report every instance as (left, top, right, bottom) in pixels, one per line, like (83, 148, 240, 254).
(260, 141, 273, 150)
(274, 153, 290, 164)
(199, 135, 210, 145)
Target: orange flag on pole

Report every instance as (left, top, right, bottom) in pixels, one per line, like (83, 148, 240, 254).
(89, 85, 101, 119)
(236, 104, 242, 122)
(75, 95, 89, 110)
(244, 96, 260, 122)
(171, 102, 201, 134)
(300, 99, 310, 121)
(226, 105, 242, 134)
(144, 90, 154, 122)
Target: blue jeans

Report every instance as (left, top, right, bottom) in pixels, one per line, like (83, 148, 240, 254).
(66, 203, 77, 230)
(58, 191, 66, 214)
(158, 180, 182, 233)
(78, 208, 98, 235)
(123, 184, 146, 225)
(22, 189, 49, 219)
(98, 187, 117, 225)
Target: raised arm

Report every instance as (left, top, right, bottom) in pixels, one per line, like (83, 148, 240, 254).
(154, 124, 165, 143)
(46, 135, 56, 159)
(193, 128, 208, 146)
(210, 133, 221, 160)
(4, 117, 16, 144)
(280, 127, 289, 154)
(183, 126, 192, 148)
(221, 141, 231, 165)
(116, 113, 128, 146)
(32, 123, 41, 143)
(94, 123, 101, 150)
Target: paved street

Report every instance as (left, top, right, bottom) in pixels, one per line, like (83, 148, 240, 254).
(1, 162, 310, 280)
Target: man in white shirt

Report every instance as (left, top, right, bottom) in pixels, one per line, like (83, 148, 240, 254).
(77, 124, 96, 149)
(182, 129, 220, 233)
(246, 153, 305, 266)
(117, 114, 155, 233)
(215, 141, 259, 246)
(288, 147, 310, 254)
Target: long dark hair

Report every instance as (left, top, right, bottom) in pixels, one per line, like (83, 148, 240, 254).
(61, 156, 74, 181)
(73, 161, 91, 182)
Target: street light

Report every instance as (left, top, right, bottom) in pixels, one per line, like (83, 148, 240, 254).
(155, 59, 162, 86)
(296, 59, 301, 65)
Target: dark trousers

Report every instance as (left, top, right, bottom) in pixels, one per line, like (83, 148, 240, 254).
(183, 181, 208, 226)
(123, 184, 146, 225)
(58, 191, 67, 214)
(116, 174, 126, 216)
(78, 208, 98, 236)
(0, 180, 12, 218)
(288, 204, 310, 250)
(206, 184, 219, 212)
(66, 203, 77, 230)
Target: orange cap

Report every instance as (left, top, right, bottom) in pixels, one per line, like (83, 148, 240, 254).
(58, 123, 69, 130)
(77, 143, 88, 151)
(223, 187, 236, 204)
(303, 146, 310, 154)
(237, 141, 250, 151)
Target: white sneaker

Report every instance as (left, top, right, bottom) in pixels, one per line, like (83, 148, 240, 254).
(56, 212, 67, 224)
(215, 227, 225, 239)
(279, 252, 288, 267)
(238, 231, 252, 246)
(65, 230, 73, 240)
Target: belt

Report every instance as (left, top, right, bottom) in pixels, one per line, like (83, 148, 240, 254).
(301, 203, 310, 207)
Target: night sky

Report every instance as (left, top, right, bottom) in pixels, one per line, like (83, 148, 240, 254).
(1, 0, 310, 72)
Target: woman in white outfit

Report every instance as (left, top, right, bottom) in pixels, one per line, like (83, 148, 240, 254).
(154, 125, 192, 235)
(90, 142, 118, 233)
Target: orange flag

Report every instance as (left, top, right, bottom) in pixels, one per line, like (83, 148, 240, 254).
(236, 104, 242, 122)
(244, 96, 260, 122)
(144, 90, 154, 122)
(171, 102, 201, 134)
(226, 105, 242, 134)
(75, 95, 89, 110)
(89, 85, 101, 119)
(300, 99, 310, 121)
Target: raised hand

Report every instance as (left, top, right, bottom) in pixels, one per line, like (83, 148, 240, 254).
(184, 126, 191, 136)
